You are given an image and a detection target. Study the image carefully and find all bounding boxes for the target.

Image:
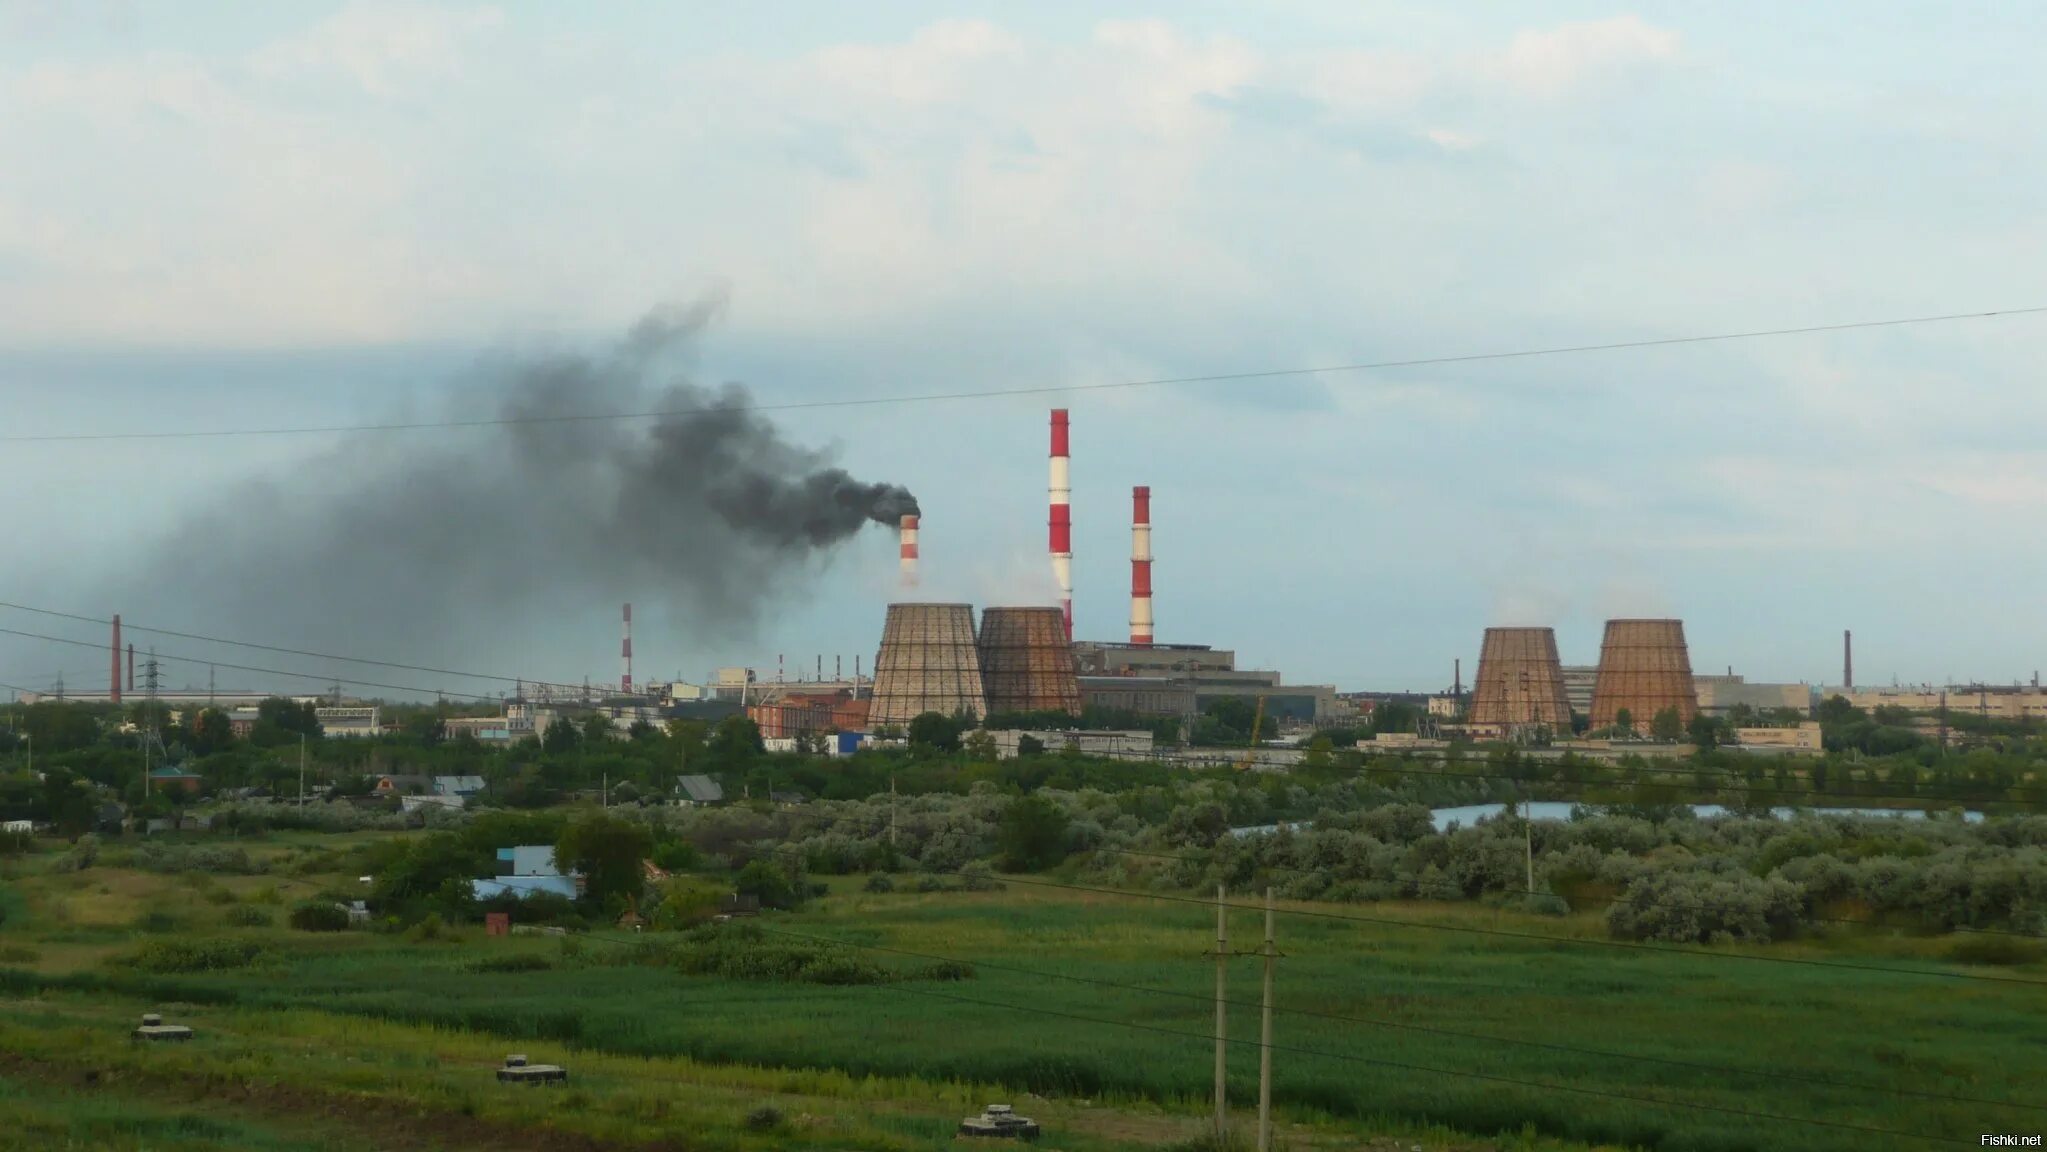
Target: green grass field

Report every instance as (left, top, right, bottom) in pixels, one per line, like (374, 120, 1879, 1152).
(3, 834, 2043, 1151)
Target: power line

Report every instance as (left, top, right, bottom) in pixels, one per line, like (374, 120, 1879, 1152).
(732, 921, 2043, 1115)
(579, 929, 1967, 1146)
(0, 625, 503, 703)
(8, 306, 2046, 444)
(0, 601, 578, 691)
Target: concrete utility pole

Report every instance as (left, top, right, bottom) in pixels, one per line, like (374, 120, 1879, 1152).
(1213, 883, 1229, 1139)
(298, 732, 306, 808)
(1257, 887, 1277, 1152)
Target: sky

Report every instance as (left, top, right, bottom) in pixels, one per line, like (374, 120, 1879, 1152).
(4, 1, 2047, 700)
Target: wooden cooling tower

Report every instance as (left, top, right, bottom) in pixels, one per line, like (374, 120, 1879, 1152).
(868, 603, 988, 726)
(1467, 627, 1572, 732)
(977, 606, 1081, 715)
(1588, 618, 1699, 730)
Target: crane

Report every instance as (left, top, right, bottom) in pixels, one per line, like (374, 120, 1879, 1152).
(1235, 695, 1266, 771)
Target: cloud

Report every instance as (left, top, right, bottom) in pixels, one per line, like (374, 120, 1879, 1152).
(249, 2, 503, 98)
(1491, 15, 1679, 98)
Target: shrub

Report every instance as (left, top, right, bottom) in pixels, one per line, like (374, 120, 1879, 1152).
(744, 1105, 785, 1133)
(919, 959, 975, 981)
(1949, 934, 2046, 967)
(408, 913, 449, 942)
(863, 873, 895, 893)
(288, 901, 352, 932)
(465, 952, 555, 974)
(959, 861, 1001, 892)
(1606, 869, 1803, 945)
(135, 910, 182, 934)
(121, 939, 264, 973)
(0, 945, 40, 964)
(226, 905, 273, 928)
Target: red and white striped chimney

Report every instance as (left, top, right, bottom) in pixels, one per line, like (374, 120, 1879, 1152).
(620, 603, 633, 694)
(110, 614, 123, 704)
(899, 514, 920, 588)
(1049, 409, 1072, 638)
(1130, 487, 1152, 646)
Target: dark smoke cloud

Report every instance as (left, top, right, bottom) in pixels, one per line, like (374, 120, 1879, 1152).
(112, 303, 916, 671)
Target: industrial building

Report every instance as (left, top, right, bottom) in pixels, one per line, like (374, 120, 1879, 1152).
(1818, 684, 2047, 721)
(977, 607, 1082, 715)
(1561, 667, 1598, 718)
(1073, 641, 1339, 722)
(867, 603, 988, 726)
(1694, 675, 1813, 717)
(987, 729, 1154, 759)
(1588, 619, 1700, 730)
(1466, 627, 1572, 735)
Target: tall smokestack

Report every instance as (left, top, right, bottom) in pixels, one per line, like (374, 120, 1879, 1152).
(621, 603, 633, 694)
(1843, 629, 1853, 690)
(1129, 485, 1152, 646)
(110, 614, 123, 704)
(127, 644, 135, 692)
(1049, 409, 1072, 639)
(899, 514, 919, 588)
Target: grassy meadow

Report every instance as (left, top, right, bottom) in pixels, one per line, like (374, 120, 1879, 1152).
(2, 830, 2043, 1151)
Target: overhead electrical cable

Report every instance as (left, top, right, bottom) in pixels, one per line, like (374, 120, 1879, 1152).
(7, 306, 2046, 444)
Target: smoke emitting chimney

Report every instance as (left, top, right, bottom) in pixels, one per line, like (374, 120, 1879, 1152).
(1049, 409, 1072, 640)
(1129, 485, 1152, 646)
(110, 614, 123, 704)
(621, 603, 633, 694)
(1843, 629, 1853, 690)
(898, 514, 920, 587)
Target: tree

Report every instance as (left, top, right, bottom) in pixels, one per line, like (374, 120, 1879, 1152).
(1651, 707, 1684, 743)
(708, 715, 763, 769)
(187, 708, 236, 756)
(257, 697, 321, 738)
(996, 794, 1070, 872)
(542, 715, 581, 754)
(1688, 711, 1721, 751)
(1017, 734, 1046, 757)
(404, 712, 447, 746)
(962, 729, 998, 762)
(1614, 708, 1635, 736)
(733, 859, 801, 910)
(582, 713, 613, 745)
(555, 812, 653, 910)
(907, 712, 962, 754)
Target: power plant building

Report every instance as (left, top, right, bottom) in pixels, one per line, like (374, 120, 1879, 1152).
(1073, 641, 1338, 722)
(867, 603, 988, 726)
(1588, 619, 1700, 730)
(1467, 628, 1572, 734)
(977, 607, 1082, 715)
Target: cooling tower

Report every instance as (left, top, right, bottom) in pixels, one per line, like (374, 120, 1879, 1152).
(1588, 618, 1699, 730)
(868, 603, 987, 726)
(977, 606, 1082, 715)
(1467, 627, 1571, 731)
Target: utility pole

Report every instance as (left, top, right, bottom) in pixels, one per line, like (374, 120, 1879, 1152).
(1213, 883, 1229, 1140)
(299, 732, 307, 808)
(1257, 886, 1277, 1152)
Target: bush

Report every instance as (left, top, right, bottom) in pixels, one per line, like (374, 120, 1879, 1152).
(288, 901, 352, 932)
(744, 1105, 785, 1133)
(226, 905, 273, 928)
(919, 959, 975, 981)
(1949, 934, 2046, 967)
(0, 945, 40, 964)
(863, 873, 895, 893)
(959, 861, 1001, 892)
(121, 939, 264, 973)
(408, 913, 450, 942)
(465, 952, 555, 974)
(135, 910, 182, 934)
(1606, 869, 1803, 945)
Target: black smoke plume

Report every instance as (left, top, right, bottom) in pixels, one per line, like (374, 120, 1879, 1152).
(113, 303, 916, 673)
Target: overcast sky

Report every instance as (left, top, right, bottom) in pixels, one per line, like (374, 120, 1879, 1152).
(4, 2, 2046, 699)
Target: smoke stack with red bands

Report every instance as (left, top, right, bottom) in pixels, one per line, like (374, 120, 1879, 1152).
(1049, 410, 1072, 639)
(899, 514, 920, 588)
(1130, 486, 1152, 646)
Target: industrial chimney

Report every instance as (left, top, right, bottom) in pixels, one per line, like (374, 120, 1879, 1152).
(899, 514, 920, 587)
(1843, 630, 1853, 690)
(1129, 485, 1153, 647)
(620, 603, 633, 694)
(127, 644, 135, 693)
(110, 614, 123, 705)
(1049, 409, 1072, 639)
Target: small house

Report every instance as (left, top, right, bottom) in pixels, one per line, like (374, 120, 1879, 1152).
(371, 774, 431, 796)
(673, 775, 724, 807)
(147, 766, 204, 795)
(433, 775, 486, 798)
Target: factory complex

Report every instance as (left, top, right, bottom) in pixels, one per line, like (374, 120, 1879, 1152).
(23, 412, 2040, 759)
